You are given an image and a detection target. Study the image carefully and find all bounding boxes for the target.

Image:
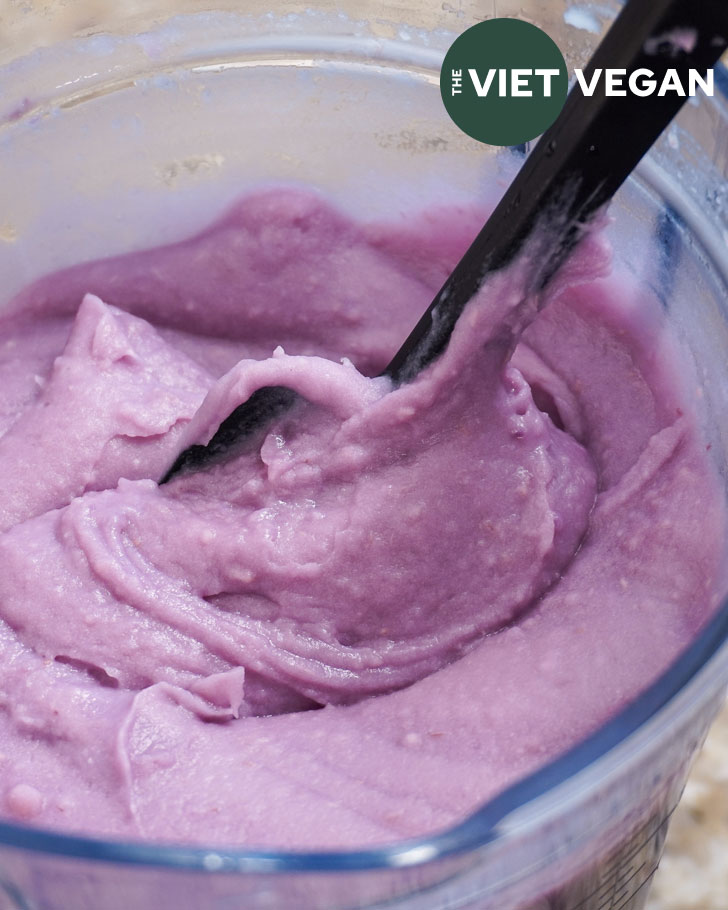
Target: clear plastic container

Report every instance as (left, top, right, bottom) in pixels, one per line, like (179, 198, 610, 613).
(0, 2, 727, 908)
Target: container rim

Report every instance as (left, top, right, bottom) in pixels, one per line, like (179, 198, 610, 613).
(0, 593, 725, 873)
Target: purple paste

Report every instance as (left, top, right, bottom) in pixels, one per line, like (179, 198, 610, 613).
(0, 188, 722, 847)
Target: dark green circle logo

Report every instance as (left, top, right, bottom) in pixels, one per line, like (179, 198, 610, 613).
(441, 18, 568, 146)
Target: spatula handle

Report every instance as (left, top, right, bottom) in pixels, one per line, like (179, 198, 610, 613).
(385, 0, 728, 384)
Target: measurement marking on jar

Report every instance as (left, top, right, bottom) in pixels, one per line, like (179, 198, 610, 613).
(599, 860, 646, 909)
(571, 802, 677, 910)
(612, 869, 659, 910)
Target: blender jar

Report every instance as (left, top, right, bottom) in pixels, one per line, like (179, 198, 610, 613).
(0, 1, 727, 908)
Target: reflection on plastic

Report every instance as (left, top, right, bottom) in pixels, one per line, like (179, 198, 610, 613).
(0, 876, 32, 910)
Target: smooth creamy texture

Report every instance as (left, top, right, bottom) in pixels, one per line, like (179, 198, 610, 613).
(0, 189, 723, 846)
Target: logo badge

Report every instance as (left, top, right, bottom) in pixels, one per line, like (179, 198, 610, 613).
(441, 18, 568, 146)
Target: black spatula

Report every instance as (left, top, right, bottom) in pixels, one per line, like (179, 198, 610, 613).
(161, 0, 728, 483)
